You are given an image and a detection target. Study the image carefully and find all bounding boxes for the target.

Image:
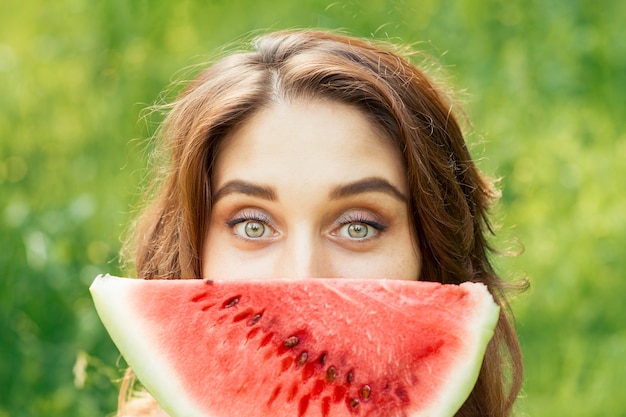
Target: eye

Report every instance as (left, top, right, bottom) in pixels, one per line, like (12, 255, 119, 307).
(226, 209, 277, 240)
(332, 210, 387, 241)
(336, 222, 378, 240)
(235, 220, 269, 238)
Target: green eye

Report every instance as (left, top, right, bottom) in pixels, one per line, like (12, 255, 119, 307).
(338, 222, 378, 240)
(244, 221, 265, 238)
(227, 209, 277, 241)
(347, 223, 370, 239)
(332, 211, 387, 242)
(233, 220, 269, 239)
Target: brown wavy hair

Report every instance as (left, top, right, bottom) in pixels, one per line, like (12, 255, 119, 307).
(122, 29, 525, 417)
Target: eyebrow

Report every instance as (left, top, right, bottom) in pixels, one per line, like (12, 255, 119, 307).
(212, 177, 407, 203)
(329, 177, 407, 202)
(212, 180, 277, 203)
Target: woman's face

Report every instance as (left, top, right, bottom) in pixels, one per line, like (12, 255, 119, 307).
(202, 99, 420, 281)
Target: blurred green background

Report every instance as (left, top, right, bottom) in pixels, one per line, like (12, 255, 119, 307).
(1, 0, 624, 416)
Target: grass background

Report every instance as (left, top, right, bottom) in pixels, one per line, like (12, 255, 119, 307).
(1, 0, 624, 416)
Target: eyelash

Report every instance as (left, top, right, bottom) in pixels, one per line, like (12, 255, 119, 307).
(335, 213, 387, 232)
(225, 209, 274, 229)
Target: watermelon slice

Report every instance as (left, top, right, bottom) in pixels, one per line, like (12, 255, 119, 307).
(90, 275, 499, 417)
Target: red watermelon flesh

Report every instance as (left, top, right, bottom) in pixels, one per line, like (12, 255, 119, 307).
(90, 275, 499, 417)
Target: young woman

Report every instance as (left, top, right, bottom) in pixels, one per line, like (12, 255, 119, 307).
(119, 29, 525, 417)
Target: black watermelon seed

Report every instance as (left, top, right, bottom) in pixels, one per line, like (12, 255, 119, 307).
(204, 279, 214, 285)
(318, 352, 328, 365)
(297, 351, 308, 367)
(284, 336, 300, 348)
(360, 385, 371, 400)
(222, 296, 240, 308)
(326, 366, 337, 383)
(346, 370, 354, 384)
(247, 313, 263, 326)
(349, 398, 360, 409)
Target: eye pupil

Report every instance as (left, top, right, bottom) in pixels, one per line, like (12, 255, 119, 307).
(245, 221, 265, 238)
(347, 223, 368, 239)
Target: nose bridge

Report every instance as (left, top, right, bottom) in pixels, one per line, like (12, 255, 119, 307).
(280, 226, 326, 279)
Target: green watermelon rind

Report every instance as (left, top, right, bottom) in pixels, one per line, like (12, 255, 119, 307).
(90, 274, 500, 417)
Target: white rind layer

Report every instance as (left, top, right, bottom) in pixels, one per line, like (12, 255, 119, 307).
(90, 274, 206, 417)
(426, 281, 500, 417)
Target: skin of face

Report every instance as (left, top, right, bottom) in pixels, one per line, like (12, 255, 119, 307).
(202, 99, 420, 281)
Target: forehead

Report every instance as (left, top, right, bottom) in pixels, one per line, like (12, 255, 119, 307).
(212, 99, 407, 193)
